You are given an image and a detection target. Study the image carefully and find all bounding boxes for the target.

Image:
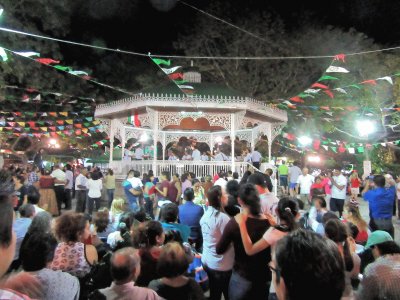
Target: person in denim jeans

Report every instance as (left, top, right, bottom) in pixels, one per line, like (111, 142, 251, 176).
(123, 171, 142, 213)
(104, 169, 116, 208)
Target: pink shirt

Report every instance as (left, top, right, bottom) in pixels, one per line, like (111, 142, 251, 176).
(321, 178, 332, 195)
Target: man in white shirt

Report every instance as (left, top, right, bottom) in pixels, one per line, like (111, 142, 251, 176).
(75, 168, 88, 213)
(296, 168, 314, 209)
(99, 248, 159, 300)
(51, 164, 66, 214)
(123, 144, 134, 161)
(127, 170, 143, 190)
(288, 161, 302, 197)
(134, 146, 144, 160)
(191, 147, 201, 161)
(250, 149, 262, 169)
(64, 164, 74, 210)
(329, 168, 347, 217)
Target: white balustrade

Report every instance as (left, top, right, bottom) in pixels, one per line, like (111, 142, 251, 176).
(106, 160, 254, 179)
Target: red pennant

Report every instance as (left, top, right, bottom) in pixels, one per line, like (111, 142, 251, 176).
(320, 106, 330, 110)
(49, 112, 57, 117)
(361, 80, 377, 85)
(169, 73, 184, 80)
(324, 90, 334, 98)
(82, 75, 92, 80)
(49, 126, 56, 131)
(26, 88, 38, 93)
(56, 120, 64, 125)
(334, 54, 346, 63)
(27, 121, 36, 128)
(134, 110, 141, 127)
(338, 143, 346, 153)
(311, 83, 328, 89)
(313, 139, 321, 150)
(36, 58, 60, 65)
(290, 96, 304, 103)
(74, 124, 82, 129)
(75, 130, 82, 135)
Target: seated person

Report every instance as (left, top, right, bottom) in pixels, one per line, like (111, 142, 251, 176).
(99, 247, 159, 300)
(160, 203, 190, 243)
(20, 232, 80, 300)
(148, 242, 205, 300)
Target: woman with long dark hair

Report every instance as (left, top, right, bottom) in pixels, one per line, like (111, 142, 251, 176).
(216, 183, 271, 300)
(200, 185, 233, 300)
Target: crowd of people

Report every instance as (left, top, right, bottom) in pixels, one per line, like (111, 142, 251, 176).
(0, 161, 399, 300)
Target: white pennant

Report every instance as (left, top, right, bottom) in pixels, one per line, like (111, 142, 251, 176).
(334, 88, 347, 94)
(322, 145, 329, 150)
(377, 76, 393, 85)
(69, 70, 89, 76)
(326, 66, 350, 73)
(348, 148, 355, 154)
(32, 94, 41, 101)
(325, 112, 334, 116)
(304, 89, 320, 94)
(14, 51, 40, 57)
(381, 143, 387, 147)
(177, 85, 194, 90)
(161, 66, 181, 75)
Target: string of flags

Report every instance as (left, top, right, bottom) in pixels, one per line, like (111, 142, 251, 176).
(0, 47, 136, 96)
(0, 112, 96, 119)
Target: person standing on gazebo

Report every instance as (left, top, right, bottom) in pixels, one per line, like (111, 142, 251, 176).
(250, 148, 262, 169)
(134, 145, 144, 160)
(192, 146, 201, 161)
(123, 144, 134, 161)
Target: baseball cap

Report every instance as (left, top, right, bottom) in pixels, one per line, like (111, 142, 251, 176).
(365, 230, 393, 249)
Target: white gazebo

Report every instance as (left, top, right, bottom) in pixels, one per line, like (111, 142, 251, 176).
(95, 70, 287, 177)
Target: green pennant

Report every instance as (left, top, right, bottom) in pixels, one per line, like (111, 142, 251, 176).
(331, 147, 337, 153)
(357, 147, 364, 153)
(298, 93, 315, 98)
(37, 121, 45, 126)
(173, 80, 188, 85)
(318, 75, 339, 81)
(151, 58, 171, 66)
(54, 65, 72, 72)
(349, 84, 361, 89)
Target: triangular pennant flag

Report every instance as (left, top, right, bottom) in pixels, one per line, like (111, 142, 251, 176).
(333, 54, 346, 62)
(40, 127, 48, 132)
(177, 85, 194, 90)
(85, 117, 93, 122)
(290, 96, 304, 103)
(361, 79, 377, 85)
(65, 120, 73, 125)
(69, 70, 89, 76)
(377, 76, 393, 85)
(0, 47, 8, 62)
(326, 66, 350, 73)
(324, 90, 334, 98)
(311, 83, 328, 89)
(322, 145, 329, 151)
(357, 147, 364, 153)
(14, 51, 40, 57)
(49, 112, 57, 117)
(36, 58, 60, 65)
(56, 120, 64, 125)
(59, 112, 68, 117)
(54, 65, 72, 72)
(318, 75, 339, 81)
(22, 95, 30, 103)
(32, 94, 41, 102)
(333, 88, 347, 94)
(161, 66, 181, 74)
(17, 122, 25, 127)
(304, 89, 320, 94)
(151, 58, 171, 66)
(331, 147, 337, 153)
(74, 124, 82, 129)
(348, 148, 355, 154)
(169, 73, 184, 80)
(349, 84, 361, 89)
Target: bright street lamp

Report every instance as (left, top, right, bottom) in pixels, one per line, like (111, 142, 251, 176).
(298, 136, 312, 146)
(356, 120, 376, 137)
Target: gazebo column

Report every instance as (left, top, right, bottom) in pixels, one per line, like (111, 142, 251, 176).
(230, 113, 235, 172)
(120, 125, 126, 161)
(109, 119, 115, 164)
(162, 132, 166, 162)
(251, 127, 256, 151)
(152, 111, 159, 175)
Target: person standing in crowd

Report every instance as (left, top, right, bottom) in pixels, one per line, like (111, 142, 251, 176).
(343, 200, 369, 244)
(123, 170, 142, 212)
(143, 173, 156, 219)
(349, 171, 362, 200)
(200, 186, 233, 300)
(86, 171, 103, 215)
(247, 172, 279, 217)
(64, 164, 73, 210)
(168, 174, 181, 205)
(396, 175, 400, 220)
(33, 148, 45, 171)
(13, 174, 28, 212)
(216, 183, 271, 300)
(288, 161, 302, 197)
(27, 165, 40, 188)
(148, 242, 205, 300)
(320, 171, 332, 210)
(179, 188, 204, 250)
(38, 169, 58, 216)
(362, 174, 396, 237)
(160, 203, 190, 243)
(357, 231, 400, 300)
(278, 161, 289, 195)
(250, 148, 262, 169)
(192, 146, 201, 161)
(51, 212, 98, 278)
(99, 247, 160, 299)
(135, 145, 144, 160)
(329, 167, 347, 218)
(20, 232, 80, 300)
(181, 172, 192, 195)
(296, 168, 314, 209)
(50, 163, 67, 215)
(272, 230, 345, 300)
(156, 171, 170, 204)
(104, 169, 116, 208)
(75, 168, 88, 213)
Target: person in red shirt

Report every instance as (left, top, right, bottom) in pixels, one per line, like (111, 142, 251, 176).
(349, 171, 362, 200)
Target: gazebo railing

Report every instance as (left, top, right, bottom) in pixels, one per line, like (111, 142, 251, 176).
(108, 160, 254, 179)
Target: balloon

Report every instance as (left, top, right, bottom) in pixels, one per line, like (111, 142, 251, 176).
(149, 0, 178, 11)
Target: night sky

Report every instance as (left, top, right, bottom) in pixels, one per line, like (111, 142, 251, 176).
(67, 0, 400, 58)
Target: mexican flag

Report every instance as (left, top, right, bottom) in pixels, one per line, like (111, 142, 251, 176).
(128, 110, 141, 127)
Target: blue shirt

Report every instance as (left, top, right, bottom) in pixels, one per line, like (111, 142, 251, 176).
(122, 180, 139, 205)
(179, 202, 204, 239)
(364, 186, 395, 219)
(13, 217, 32, 260)
(161, 222, 191, 243)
